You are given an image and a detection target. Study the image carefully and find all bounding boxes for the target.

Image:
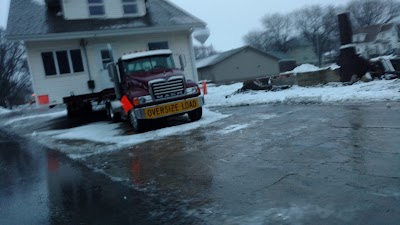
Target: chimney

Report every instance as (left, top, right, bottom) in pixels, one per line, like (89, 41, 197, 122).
(337, 13, 369, 82)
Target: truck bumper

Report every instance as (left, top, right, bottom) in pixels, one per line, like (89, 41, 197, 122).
(133, 95, 205, 119)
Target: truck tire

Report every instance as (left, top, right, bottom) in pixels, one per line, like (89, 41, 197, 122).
(67, 104, 75, 119)
(188, 107, 202, 122)
(129, 110, 146, 133)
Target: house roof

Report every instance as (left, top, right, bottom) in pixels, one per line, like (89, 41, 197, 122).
(353, 23, 395, 43)
(196, 46, 282, 69)
(6, 0, 206, 41)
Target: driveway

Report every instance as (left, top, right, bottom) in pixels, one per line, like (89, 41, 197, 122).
(1, 102, 400, 224)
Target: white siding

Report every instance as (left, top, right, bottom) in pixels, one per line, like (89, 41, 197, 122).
(26, 40, 91, 105)
(62, 0, 146, 20)
(26, 31, 198, 105)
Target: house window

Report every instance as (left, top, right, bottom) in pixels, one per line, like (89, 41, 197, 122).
(148, 41, 169, 50)
(101, 49, 113, 69)
(41, 52, 57, 76)
(88, 0, 105, 16)
(122, 0, 138, 15)
(41, 49, 84, 76)
(56, 51, 71, 74)
(70, 50, 84, 72)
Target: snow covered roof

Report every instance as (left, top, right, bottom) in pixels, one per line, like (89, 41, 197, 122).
(196, 46, 281, 69)
(6, 0, 206, 41)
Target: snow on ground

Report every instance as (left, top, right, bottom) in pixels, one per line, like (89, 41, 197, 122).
(36, 108, 229, 158)
(0, 107, 11, 115)
(205, 79, 400, 107)
(4, 110, 67, 125)
(280, 63, 340, 75)
(1, 78, 398, 158)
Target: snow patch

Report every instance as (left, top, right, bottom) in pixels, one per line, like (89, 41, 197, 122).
(0, 107, 11, 115)
(329, 63, 340, 70)
(292, 64, 321, 73)
(205, 79, 400, 107)
(217, 124, 249, 135)
(37, 108, 229, 157)
(4, 110, 67, 125)
(370, 55, 397, 62)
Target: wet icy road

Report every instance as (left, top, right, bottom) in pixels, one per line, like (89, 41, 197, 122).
(0, 132, 200, 224)
(1, 102, 400, 224)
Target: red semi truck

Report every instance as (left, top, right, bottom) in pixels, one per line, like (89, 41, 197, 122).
(103, 49, 204, 132)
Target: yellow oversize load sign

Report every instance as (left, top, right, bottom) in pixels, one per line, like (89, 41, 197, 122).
(144, 99, 199, 119)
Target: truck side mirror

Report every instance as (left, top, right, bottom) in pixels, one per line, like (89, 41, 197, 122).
(179, 54, 186, 71)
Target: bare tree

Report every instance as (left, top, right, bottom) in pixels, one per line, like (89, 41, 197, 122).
(348, 0, 400, 28)
(261, 13, 294, 52)
(294, 5, 339, 66)
(0, 29, 31, 108)
(244, 13, 294, 53)
(194, 44, 219, 60)
(243, 30, 267, 51)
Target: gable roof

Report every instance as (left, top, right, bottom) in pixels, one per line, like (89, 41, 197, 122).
(6, 0, 206, 41)
(353, 23, 395, 43)
(196, 46, 283, 69)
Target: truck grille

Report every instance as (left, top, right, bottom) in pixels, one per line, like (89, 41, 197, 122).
(151, 77, 185, 100)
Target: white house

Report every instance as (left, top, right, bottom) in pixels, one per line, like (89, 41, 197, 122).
(353, 23, 400, 58)
(6, 0, 206, 106)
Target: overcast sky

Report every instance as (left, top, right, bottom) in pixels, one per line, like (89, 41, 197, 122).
(0, 0, 352, 50)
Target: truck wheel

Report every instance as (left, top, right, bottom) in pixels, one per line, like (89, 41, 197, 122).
(67, 104, 78, 119)
(129, 110, 146, 133)
(188, 107, 202, 122)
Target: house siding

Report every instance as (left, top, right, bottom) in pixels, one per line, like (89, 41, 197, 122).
(62, 0, 146, 20)
(286, 46, 318, 65)
(26, 40, 90, 105)
(353, 26, 400, 57)
(26, 31, 197, 105)
(201, 49, 279, 83)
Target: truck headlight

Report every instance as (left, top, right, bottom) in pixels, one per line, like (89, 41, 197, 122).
(186, 87, 199, 95)
(133, 95, 153, 106)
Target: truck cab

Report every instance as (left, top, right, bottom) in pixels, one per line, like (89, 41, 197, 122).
(108, 49, 204, 132)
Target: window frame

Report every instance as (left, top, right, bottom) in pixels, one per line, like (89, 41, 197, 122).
(122, 0, 139, 16)
(41, 49, 85, 77)
(88, 0, 106, 17)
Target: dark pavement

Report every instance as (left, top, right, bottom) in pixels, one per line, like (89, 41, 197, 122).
(0, 132, 201, 225)
(1, 102, 400, 224)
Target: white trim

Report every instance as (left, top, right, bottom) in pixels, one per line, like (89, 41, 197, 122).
(53, 51, 61, 75)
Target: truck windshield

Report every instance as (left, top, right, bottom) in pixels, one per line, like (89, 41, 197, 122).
(122, 54, 176, 75)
